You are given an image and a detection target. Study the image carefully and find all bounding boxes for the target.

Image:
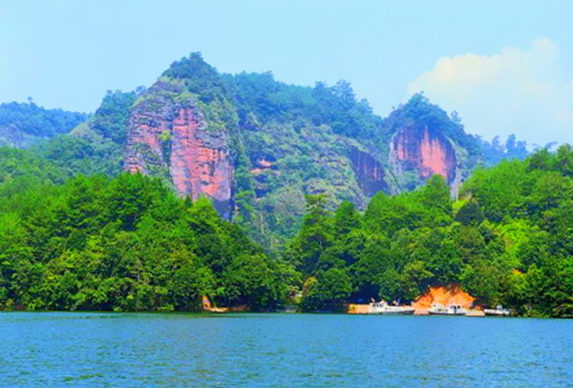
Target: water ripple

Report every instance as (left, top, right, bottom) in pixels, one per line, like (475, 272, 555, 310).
(1, 313, 573, 387)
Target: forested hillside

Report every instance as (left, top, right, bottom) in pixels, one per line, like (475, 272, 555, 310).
(1, 145, 571, 316)
(0, 101, 87, 148)
(0, 157, 293, 311)
(0, 54, 533, 247)
(3, 52, 563, 316)
(117, 53, 532, 245)
(286, 146, 573, 317)
(32, 90, 138, 177)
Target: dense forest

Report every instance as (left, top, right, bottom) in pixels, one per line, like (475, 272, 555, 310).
(0, 149, 293, 311)
(2, 53, 568, 316)
(286, 146, 573, 317)
(1, 145, 572, 317)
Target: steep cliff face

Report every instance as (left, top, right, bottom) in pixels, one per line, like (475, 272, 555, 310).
(348, 146, 391, 196)
(382, 94, 480, 193)
(391, 125, 457, 184)
(124, 82, 233, 218)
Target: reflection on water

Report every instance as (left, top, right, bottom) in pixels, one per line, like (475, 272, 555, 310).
(1, 312, 573, 387)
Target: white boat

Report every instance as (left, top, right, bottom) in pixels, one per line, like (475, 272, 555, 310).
(427, 303, 467, 316)
(369, 300, 415, 315)
(484, 305, 511, 316)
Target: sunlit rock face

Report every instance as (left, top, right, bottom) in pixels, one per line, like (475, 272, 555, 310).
(413, 285, 476, 310)
(124, 82, 233, 218)
(390, 125, 458, 186)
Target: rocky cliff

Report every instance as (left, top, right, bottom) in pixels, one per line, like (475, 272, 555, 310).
(384, 94, 479, 193)
(117, 55, 488, 242)
(390, 125, 458, 185)
(118, 56, 486, 243)
(124, 81, 233, 218)
(348, 146, 390, 197)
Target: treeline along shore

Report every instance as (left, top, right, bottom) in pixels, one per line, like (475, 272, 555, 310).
(1, 146, 573, 317)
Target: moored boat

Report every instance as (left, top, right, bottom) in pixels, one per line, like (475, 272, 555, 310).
(427, 303, 467, 316)
(369, 300, 415, 315)
(484, 305, 511, 316)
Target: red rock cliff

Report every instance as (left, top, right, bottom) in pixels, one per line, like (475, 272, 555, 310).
(124, 82, 233, 218)
(390, 125, 457, 185)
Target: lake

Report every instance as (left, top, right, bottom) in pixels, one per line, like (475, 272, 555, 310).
(1, 312, 572, 387)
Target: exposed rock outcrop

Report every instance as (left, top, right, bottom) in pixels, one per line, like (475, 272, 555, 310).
(390, 125, 458, 187)
(382, 93, 483, 195)
(124, 82, 233, 218)
(413, 285, 476, 310)
(348, 147, 390, 197)
(119, 58, 484, 238)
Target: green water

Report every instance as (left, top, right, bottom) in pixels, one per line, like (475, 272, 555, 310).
(1, 312, 572, 387)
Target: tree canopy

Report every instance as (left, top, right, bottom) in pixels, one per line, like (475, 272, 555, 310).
(0, 169, 292, 311)
(1, 144, 572, 316)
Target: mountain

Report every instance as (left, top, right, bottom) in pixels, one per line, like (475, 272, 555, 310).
(0, 101, 87, 148)
(119, 53, 492, 244)
(32, 90, 137, 177)
(0, 53, 532, 245)
(121, 54, 397, 242)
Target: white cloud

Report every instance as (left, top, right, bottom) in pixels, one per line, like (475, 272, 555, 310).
(408, 39, 573, 146)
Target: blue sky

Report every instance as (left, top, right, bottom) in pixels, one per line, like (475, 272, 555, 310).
(1, 0, 571, 145)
